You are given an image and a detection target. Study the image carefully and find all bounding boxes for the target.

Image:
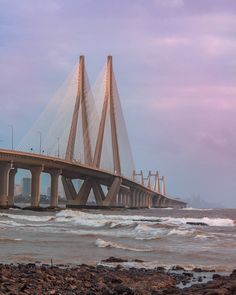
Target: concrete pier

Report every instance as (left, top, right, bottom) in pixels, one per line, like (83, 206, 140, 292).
(0, 162, 12, 207)
(30, 166, 43, 208)
(49, 169, 61, 208)
(8, 168, 17, 206)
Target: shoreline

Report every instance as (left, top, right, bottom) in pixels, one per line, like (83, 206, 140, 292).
(0, 258, 235, 294)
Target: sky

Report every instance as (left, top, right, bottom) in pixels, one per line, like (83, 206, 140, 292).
(0, 0, 236, 206)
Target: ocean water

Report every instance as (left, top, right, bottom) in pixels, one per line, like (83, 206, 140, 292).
(0, 207, 235, 271)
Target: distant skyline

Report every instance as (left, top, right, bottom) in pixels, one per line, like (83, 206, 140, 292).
(0, 0, 236, 206)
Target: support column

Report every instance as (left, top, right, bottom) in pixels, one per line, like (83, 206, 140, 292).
(135, 190, 139, 207)
(140, 191, 143, 208)
(8, 168, 17, 206)
(142, 192, 146, 208)
(139, 192, 143, 207)
(135, 191, 139, 207)
(145, 193, 148, 207)
(61, 177, 77, 201)
(136, 191, 142, 208)
(0, 162, 12, 207)
(126, 193, 130, 207)
(123, 192, 127, 207)
(30, 166, 43, 208)
(143, 193, 146, 207)
(49, 169, 61, 208)
(92, 181, 105, 206)
(117, 191, 121, 206)
(103, 177, 122, 206)
(130, 189, 135, 208)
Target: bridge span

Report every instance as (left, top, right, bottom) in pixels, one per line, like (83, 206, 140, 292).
(0, 149, 185, 209)
(0, 55, 186, 209)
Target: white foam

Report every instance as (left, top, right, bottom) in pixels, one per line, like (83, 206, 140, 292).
(183, 208, 213, 211)
(167, 228, 196, 236)
(0, 220, 22, 227)
(95, 238, 153, 252)
(162, 217, 234, 227)
(55, 210, 155, 228)
(133, 224, 166, 240)
(55, 210, 235, 228)
(0, 213, 52, 222)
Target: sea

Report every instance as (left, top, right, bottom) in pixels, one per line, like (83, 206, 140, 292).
(0, 207, 236, 271)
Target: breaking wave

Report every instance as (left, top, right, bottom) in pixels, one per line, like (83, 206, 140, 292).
(95, 238, 153, 252)
(55, 210, 235, 228)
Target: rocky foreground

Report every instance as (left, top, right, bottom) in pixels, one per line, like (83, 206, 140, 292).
(0, 259, 236, 294)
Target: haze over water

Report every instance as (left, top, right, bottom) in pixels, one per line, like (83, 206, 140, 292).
(1, 208, 235, 271)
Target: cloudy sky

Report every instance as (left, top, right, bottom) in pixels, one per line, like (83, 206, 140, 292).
(0, 0, 236, 206)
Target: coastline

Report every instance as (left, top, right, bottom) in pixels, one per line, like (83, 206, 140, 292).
(0, 258, 235, 294)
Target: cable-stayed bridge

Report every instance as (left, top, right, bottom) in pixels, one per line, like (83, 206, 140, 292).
(0, 56, 186, 209)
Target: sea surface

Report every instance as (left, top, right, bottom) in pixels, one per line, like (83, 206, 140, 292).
(0, 207, 236, 271)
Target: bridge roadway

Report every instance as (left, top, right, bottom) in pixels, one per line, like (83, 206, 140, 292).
(0, 149, 186, 209)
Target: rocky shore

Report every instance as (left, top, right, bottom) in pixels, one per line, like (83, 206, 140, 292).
(0, 259, 235, 294)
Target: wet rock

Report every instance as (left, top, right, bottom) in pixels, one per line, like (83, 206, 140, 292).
(155, 266, 165, 272)
(171, 265, 185, 271)
(186, 222, 208, 226)
(192, 267, 203, 272)
(230, 269, 236, 277)
(102, 257, 128, 263)
(212, 274, 221, 279)
(114, 284, 134, 294)
(133, 259, 144, 263)
(0, 263, 235, 295)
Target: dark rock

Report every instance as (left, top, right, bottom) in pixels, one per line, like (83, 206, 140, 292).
(212, 274, 222, 279)
(186, 222, 208, 226)
(102, 257, 128, 263)
(230, 269, 236, 277)
(198, 276, 203, 282)
(133, 259, 144, 263)
(171, 265, 185, 271)
(114, 284, 133, 294)
(155, 267, 165, 272)
(192, 267, 203, 272)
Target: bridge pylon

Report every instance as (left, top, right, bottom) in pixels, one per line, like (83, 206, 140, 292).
(65, 55, 92, 164)
(160, 176, 166, 195)
(93, 56, 121, 174)
(64, 56, 123, 207)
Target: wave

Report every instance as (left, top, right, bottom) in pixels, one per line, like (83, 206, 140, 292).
(0, 237, 22, 242)
(1, 209, 234, 243)
(162, 217, 234, 227)
(0, 220, 23, 227)
(95, 238, 153, 252)
(56, 210, 235, 228)
(0, 213, 52, 222)
(3, 210, 233, 230)
(167, 228, 196, 236)
(183, 208, 213, 211)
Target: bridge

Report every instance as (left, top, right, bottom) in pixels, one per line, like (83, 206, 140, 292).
(0, 56, 186, 209)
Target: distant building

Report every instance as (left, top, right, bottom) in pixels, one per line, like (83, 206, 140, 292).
(47, 186, 51, 197)
(22, 177, 31, 197)
(14, 184, 22, 196)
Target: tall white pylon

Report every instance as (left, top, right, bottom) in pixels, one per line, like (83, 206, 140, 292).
(93, 56, 121, 174)
(66, 55, 92, 165)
